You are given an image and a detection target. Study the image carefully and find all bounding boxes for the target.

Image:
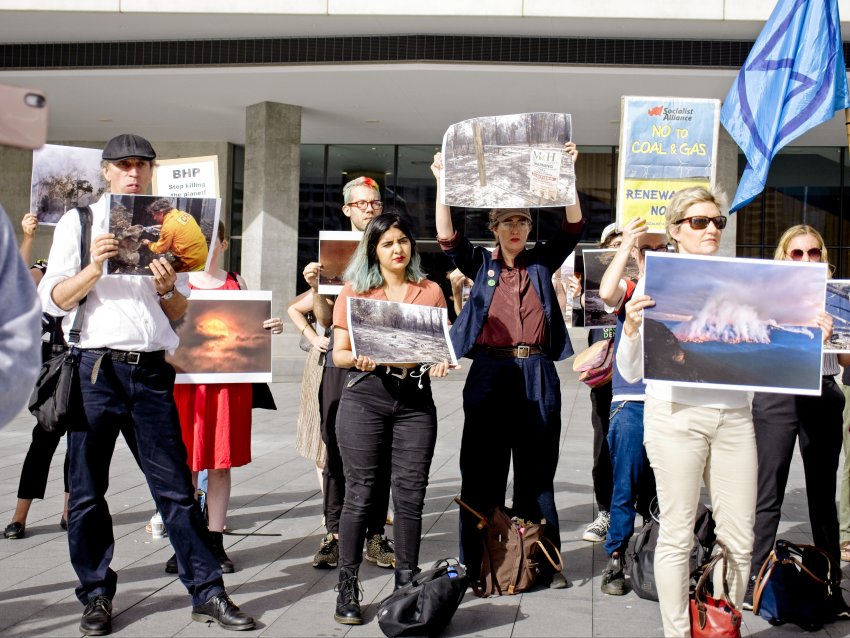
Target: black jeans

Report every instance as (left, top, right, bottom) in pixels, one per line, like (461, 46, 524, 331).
(336, 371, 437, 571)
(590, 382, 613, 512)
(319, 366, 389, 538)
(70, 351, 223, 606)
(750, 377, 845, 574)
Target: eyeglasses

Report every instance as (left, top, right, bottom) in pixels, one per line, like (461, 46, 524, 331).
(500, 220, 531, 230)
(788, 247, 823, 261)
(639, 244, 669, 255)
(346, 200, 384, 211)
(673, 215, 727, 230)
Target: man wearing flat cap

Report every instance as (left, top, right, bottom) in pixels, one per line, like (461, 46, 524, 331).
(39, 134, 254, 635)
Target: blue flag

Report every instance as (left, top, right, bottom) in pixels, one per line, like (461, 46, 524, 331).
(721, 0, 850, 212)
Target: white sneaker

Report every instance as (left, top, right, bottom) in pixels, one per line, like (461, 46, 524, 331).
(582, 510, 610, 542)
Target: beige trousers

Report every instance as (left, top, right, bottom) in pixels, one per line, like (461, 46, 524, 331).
(644, 396, 757, 637)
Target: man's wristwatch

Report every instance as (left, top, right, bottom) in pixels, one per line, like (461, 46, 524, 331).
(158, 286, 176, 301)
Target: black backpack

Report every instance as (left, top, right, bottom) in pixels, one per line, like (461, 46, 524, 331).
(629, 499, 716, 602)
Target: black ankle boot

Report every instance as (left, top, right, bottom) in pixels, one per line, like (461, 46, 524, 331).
(334, 566, 363, 625)
(209, 531, 234, 573)
(394, 568, 417, 591)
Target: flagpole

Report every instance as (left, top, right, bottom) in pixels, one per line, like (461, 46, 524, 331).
(846, 108, 850, 150)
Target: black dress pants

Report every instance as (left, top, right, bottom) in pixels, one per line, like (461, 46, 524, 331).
(750, 377, 845, 574)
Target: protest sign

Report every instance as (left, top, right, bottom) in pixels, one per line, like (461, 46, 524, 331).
(152, 155, 220, 198)
(616, 97, 720, 233)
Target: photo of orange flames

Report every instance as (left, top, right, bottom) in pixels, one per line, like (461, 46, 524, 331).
(167, 297, 271, 376)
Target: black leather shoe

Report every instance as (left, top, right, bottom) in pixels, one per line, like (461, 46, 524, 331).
(191, 592, 255, 631)
(165, 553, 178, 574)
(393, 568, 418, 591)
(79, 595, 112, 635)
(334, 567, 363, 625)
(4, 522, 25, 539)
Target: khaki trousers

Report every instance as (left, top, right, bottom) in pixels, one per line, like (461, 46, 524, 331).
(644, 396, 757, 637)
(840, 384, 850, 543)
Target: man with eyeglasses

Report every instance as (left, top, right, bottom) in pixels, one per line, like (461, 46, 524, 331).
(302, 176, 395, 572)
(595, 216, 667, 596)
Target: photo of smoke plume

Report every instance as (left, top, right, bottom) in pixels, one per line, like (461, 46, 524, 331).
(642, 252, 827, 395)
(106, 194, 219, 276)
(441, 112, 575, 208)
(582, 249, 639, 329)
(825, 280, 850, 353)
(30, 144, 108, 225)
(347, 297, 456, 365)
(167, 290, 272, 383)
(318, 231, 363, 295)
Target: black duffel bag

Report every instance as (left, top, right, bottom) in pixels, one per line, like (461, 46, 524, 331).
(377, 558, 468, 638)
(630, 499, 716, 602)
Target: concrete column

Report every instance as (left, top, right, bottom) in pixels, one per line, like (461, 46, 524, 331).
(716, 126, 739, 257)
(243, 102, 301, 377)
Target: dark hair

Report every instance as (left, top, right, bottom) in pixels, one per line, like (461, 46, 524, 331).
(344, 213, 426, 292)
(147, 198, 173, 214)
(218, 220, 226, 242)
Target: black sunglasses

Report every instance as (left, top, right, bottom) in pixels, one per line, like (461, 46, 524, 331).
(673, 215, 727, 230)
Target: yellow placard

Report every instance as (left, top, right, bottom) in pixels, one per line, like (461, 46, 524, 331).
(619, 178, 709, 233)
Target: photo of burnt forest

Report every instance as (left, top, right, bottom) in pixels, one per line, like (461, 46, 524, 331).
(31, 144, 107, 225)
(826, 280, 850, 353)
(582, 249, 639, 329)
(348, 297, 456, 365)
(442, 112, 575, 209)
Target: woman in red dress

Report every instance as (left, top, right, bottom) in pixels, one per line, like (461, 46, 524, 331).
(171, 223, 283, 573)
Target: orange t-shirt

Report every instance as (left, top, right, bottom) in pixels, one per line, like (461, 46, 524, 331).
(333, 279, 447, 331)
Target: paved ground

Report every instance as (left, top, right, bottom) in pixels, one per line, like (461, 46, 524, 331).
(1, 330, 849, 637)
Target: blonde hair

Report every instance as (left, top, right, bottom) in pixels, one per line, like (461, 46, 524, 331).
(774, 224, 833, 275)
(665, 186, 726, 251)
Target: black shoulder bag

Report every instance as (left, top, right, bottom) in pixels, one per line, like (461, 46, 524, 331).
(28, 207, 92, 434)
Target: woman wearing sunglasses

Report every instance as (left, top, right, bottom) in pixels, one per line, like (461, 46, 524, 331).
(742, 225, 850, 617)
(616, 186, 757, 636)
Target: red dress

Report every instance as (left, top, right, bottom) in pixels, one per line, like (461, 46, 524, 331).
(174, 272, 253, 471)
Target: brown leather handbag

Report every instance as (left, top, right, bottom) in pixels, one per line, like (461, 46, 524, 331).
(455, 498, 563, 597)
(689, 543, 742, 638)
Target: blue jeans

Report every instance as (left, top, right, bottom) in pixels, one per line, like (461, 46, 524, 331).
(69, 351, 224, 606)
(604, 400, 653, 556)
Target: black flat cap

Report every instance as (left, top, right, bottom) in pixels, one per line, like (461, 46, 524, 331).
(102, 134, 156, 161)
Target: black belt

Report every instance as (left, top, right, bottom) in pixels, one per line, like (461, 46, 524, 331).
(475, 345, 543, 359)
(83, 348, 165, 365)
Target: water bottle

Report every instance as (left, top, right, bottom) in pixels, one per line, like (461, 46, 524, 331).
(150, 512, 164, 539)
(446, 566, 458, 579)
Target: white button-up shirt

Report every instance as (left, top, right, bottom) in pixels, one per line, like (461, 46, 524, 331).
(38, 196, 190, 353)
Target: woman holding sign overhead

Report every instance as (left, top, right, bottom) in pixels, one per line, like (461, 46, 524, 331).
(616, 187, 756, 636)
(330, 212, 450, 626)
(432, 141, 584, 591)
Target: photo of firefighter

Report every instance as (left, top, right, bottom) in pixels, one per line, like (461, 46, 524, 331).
(106, 194, 219, 275)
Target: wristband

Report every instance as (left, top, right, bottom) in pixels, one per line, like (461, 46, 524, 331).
(158, 286, 176, 300)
